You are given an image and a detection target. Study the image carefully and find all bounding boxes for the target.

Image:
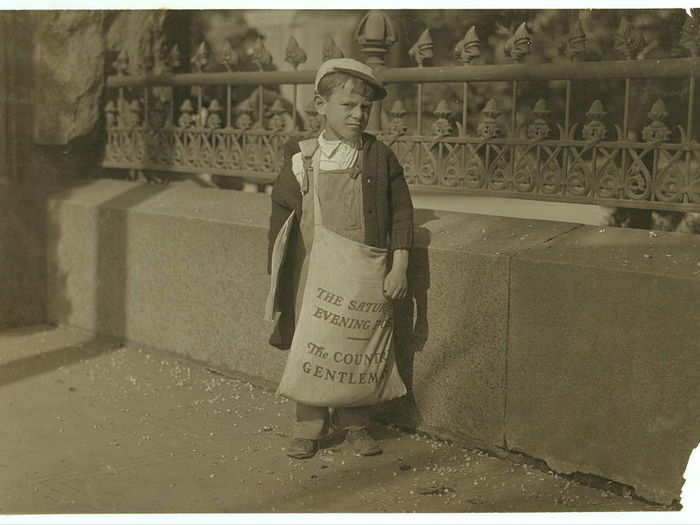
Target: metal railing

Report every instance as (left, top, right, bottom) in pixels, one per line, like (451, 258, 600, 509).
(103, 11, 700, 212)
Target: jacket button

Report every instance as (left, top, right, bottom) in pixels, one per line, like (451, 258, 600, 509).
(366, 178, 371, 183)
(368, 209, 374, 214)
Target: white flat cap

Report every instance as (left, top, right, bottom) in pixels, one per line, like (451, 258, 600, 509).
(314, 58, 387, 101)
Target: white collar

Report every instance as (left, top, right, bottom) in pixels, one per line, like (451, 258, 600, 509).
(318, 131, 362, 156)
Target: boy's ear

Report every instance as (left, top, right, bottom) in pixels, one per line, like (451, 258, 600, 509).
(314, 94, 328, 117)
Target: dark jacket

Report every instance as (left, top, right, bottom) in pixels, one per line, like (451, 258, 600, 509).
(267, 132, 414, 349)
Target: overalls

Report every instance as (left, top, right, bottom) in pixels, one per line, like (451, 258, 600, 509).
(271, 136, 406, 439)
(290, 140, 372, 439)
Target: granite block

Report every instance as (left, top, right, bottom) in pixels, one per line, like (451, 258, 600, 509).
(508, 225, 700, 504)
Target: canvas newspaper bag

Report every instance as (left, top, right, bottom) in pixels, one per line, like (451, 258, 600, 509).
(267, 139, 406, 407)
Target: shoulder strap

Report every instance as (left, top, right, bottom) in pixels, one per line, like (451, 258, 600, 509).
(298, 139, 319, 195)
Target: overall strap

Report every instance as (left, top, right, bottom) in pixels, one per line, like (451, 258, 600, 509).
(349, 149, 363, 179)
(298, 139, 318, 195)
(311, 147, 323, 227)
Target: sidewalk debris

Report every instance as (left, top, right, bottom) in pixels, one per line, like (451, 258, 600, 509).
(417, 481, 456, 495)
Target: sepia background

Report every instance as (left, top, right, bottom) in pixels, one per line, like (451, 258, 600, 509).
(0, 8, 699, 515)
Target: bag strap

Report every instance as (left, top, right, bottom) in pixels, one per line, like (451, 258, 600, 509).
(298, 139, 318, 195)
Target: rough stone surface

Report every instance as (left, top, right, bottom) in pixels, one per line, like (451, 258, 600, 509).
(0, 13, 46, 328)
(32, 12, 106, 145)
(47, 180, 283, 382)
(105, 11, 169, 76)
(381, 209, 578, 448)
(0, 183, 46, 328)
(32, 11, 189, 145)
(0, 12, 106, 328)
(508, 225, 700, 505)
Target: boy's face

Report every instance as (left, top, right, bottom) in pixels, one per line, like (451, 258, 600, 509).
(315, 79, 372, 141)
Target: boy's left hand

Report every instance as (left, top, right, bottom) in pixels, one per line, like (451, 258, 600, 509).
(383, 268, 408, 300)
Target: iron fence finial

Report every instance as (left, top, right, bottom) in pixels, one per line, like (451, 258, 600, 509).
(681, 11, 700, 57)
(388, 100, 408, 136)
(322, 36, 345, 62)
(504, 22, 532, 63)
(222, 42, 240, 72)
(167, 45, 181, 71)
(455, 26, 481, 65)
(432, 100, 453, 136)
(390, 100, 407, 116)
(478, 99, 503, 138)
(355, 10, 396, 67)
(249, 37, 273, 72)
(434, 100, 451, 118)
(285, 36, 308, 70)
(565, 19, 586, 62)
(583, 99, 608, 140)
(270, 99, 286, 114)
(527, 99, 552, 140)
(615, 17, 645, 60)
(191, 41, 210, 73)
(234, 98, 255, 130)
(304, 99, 322, 133)
(114, 49, 129, 76)
(643, 98, 671, 142)
(207, 99, 223, 129)
(409, 29, 434, 67)
(587, 99, 607, 119)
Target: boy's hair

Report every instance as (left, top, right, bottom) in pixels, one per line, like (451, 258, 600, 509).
(316, 72, 376, 101)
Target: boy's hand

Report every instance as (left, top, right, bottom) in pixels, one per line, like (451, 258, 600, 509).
(383, 268, 408, 300)
(384, 249, 409, 300)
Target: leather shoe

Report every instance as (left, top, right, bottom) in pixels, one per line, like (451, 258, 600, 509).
(345, 428, 382, 456)
(286, 438, 318, 459)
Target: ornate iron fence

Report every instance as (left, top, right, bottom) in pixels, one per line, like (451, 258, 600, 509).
(103, 11, 700, 212)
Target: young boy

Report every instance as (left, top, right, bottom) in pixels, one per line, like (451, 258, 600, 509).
(268, 58, 414, 459)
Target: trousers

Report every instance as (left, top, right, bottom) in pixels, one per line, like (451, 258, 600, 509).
(293, 402, 371, 440)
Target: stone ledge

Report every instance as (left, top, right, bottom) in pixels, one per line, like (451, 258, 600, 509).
(514, 225, 700, 279)
(48, 179, 271, 228)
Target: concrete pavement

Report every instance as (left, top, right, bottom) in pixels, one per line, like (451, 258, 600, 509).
(0, 324, 667, 514)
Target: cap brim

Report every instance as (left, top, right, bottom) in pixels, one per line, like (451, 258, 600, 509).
(326, 67, 387, 101)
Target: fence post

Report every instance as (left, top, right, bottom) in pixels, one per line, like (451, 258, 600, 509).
(355, 10, 396, 134)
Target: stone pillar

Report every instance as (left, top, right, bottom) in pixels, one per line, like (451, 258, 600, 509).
(355, 10, 396, 134)
(32, 12, 106, 145)
(0, 12, 33, 182)
(0, 12, 46, 328)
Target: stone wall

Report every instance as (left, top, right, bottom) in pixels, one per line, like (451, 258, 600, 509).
(46, 179, 700, 505)
(1, 12, 37, 328)
(507, 226, 700, 504)
(0, 12, 112, 329)
(0, 10, 185, 329)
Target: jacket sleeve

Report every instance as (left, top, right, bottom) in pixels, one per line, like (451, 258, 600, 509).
(268, 140, 301, 274)
(387, 147, 414, 250)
